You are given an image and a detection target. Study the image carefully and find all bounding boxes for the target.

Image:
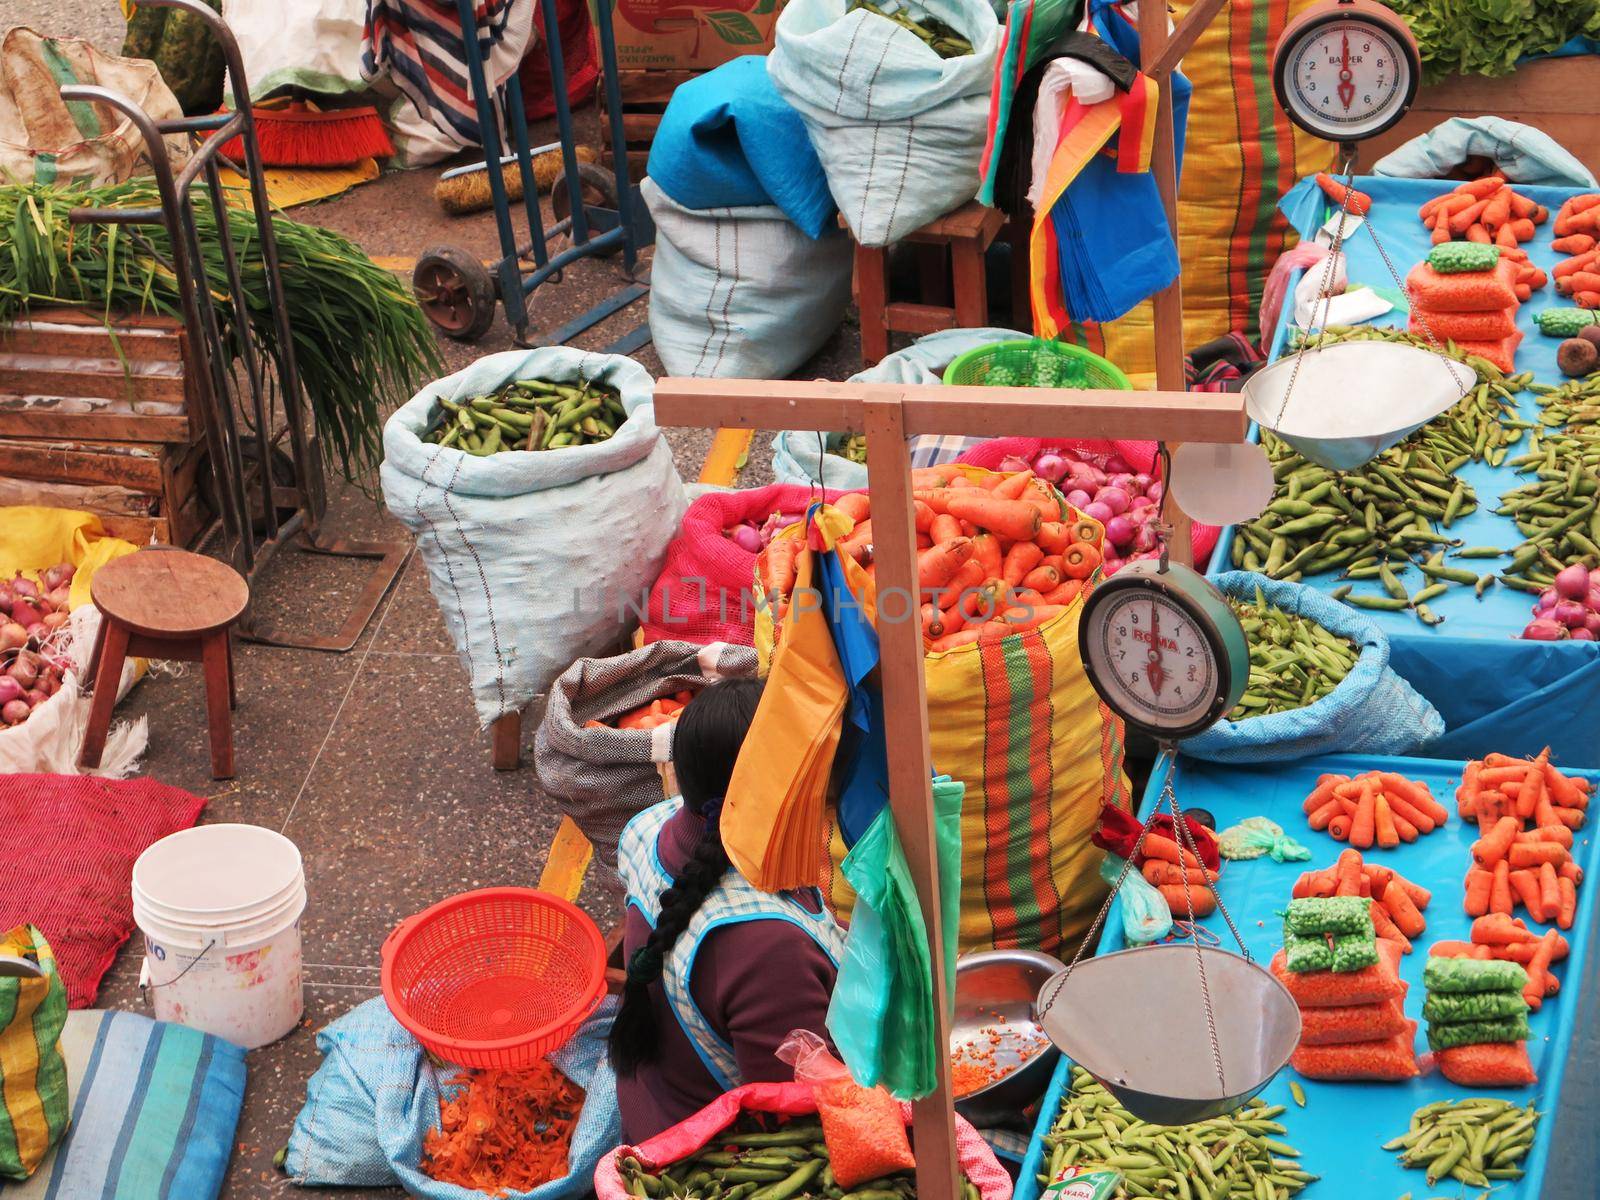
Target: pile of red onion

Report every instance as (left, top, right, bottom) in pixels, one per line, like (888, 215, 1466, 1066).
(722, 509, 808, 554)
(999, 450, 1164, 575)
(1521, 563, 1600, 641)
(1, 563, 76, 726)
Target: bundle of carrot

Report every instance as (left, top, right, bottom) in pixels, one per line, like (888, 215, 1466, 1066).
(1300, 769, 1450, 851)
(1457, 749, 1587, 931)
(1420, 176, 1548, 252)
(1431, 915, 1570, 1011)
(1292, 847, 1430, 953)
(422, 1061, 583, 1195)
(1552, 195, 1600, 307)
(1138, 830, 1221, 918)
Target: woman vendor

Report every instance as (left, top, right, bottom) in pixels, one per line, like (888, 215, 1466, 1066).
(612, 678, 845, 1141)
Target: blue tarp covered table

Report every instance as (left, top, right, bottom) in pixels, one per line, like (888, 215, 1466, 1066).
(1210, 175, 1600, 764)
(1015, 752, 1600, 1200)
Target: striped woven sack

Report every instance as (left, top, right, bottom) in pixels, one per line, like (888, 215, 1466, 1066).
(1053, 0, 1337, 382)
(0, 925, 68, 1181)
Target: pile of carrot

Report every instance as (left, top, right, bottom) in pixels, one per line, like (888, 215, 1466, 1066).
(1293, 848, 1431, 953)
(1420, 176, 1548, 252)
(758, 466, 1104, 653)
(1301, 769, 1450, 851)
(422, 1061, 583, 1195)
(1315, 172, 1372, 216)
(1139, 830, 1221, 918)
(1431, 916, 1569, 1011)
(1456, 749, 1587, 931)
(585, 691, 694, 732)
(1552, 195, 1600, 306)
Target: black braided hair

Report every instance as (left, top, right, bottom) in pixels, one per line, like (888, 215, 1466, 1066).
(609, 677, 765, 1076)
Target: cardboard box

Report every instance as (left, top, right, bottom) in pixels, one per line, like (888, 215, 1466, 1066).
(597, 0, 785, 72)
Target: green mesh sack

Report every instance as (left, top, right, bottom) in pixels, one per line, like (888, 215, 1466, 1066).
(1330, 932, 1379, 973)
(1427, 242, 1501, 275)
(1422, 991, 1528, 1024)
(1426, 1016, 1532, 1052)
(1285, 896, 1373, 937)
(1423, 956, 1529, 995)
(1284, 932, 1334, 974)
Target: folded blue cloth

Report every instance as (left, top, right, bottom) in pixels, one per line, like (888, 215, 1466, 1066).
(646, 55, 836, 238)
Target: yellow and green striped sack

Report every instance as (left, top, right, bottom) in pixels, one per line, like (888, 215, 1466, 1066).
(0, 925, 69, 1181)
(1053, 0, 1337, 381)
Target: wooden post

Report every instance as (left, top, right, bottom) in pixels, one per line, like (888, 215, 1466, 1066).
(492, 710, 522, 770)
(862, 397, 961, 1200)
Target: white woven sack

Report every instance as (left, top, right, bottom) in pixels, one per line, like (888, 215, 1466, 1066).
(644, 178, 853, 380)
(767, 0, 1000, 247)
(381, 349, 687, 725)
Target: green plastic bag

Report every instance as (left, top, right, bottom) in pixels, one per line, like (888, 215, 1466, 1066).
(826, 775, 963, 1099)
(1, 925, 69, 1180)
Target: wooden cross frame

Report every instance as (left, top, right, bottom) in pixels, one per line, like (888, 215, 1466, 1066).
(653, 378, 1247, 1200)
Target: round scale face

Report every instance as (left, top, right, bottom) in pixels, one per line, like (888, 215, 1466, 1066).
(1278, 17, 1414, 141)
(1082, 586, 1222, 734)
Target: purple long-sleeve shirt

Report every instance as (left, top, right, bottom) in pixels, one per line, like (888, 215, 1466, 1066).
(616, 806, 838, 1143)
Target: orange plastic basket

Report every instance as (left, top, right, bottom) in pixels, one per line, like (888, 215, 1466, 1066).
(381, 887, 607, 1069)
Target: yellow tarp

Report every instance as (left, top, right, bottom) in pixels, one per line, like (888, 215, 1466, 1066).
(0, 507, 141, 609)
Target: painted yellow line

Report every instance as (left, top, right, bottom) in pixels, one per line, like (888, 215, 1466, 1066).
(699, 427, 754, 486)
(537, 816, 595, 902)
(536, 429, 744, 901)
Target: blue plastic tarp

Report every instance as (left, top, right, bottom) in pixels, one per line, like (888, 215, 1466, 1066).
(1210, 174, 1600, 766)
(645, 55, 836, 239)
(1014, 752, 1600, 1200)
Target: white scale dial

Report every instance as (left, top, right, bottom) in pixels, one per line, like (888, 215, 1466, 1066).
(1282, 19, 1409, 140)
(1083, 590, 1219, 732)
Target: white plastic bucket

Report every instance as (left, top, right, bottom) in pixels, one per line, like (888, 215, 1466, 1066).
(132, 823, 307, 1049)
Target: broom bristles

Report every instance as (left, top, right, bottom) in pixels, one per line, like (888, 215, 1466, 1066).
(218, 109, 394, 168)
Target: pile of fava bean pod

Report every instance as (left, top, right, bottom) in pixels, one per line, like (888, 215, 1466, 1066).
(1040, 1068, 1315, 1200)
(618, 1124, 982, 1200)
(1227, 585, 1360, 718)
(1497, 370, 1600, 590)
(1385, 1097, 1540, 1188)
(425, 377, 628, 454)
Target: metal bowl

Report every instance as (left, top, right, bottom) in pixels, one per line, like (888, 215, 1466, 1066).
(950, 949, 1064, 1128)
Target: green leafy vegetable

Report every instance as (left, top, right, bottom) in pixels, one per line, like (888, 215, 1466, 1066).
(1384, 0, 1600, 83)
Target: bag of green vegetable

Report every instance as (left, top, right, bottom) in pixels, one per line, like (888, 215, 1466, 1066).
(1179, 572, 1443, 763)
(382, 349, 687, 726)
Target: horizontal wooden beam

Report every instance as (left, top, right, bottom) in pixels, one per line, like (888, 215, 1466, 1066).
(652, 377, 1249, 444)
(1147, 0, 1228, 81)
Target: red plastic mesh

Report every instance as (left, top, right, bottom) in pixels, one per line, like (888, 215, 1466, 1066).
(641, 484, 853, 647)
(955, 437, 1221, 567)
(0, 773, 207, 1007)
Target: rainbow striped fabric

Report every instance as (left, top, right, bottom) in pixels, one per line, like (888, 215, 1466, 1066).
(0, 926, 67, 1182)
(4, 1010, 246, 1199)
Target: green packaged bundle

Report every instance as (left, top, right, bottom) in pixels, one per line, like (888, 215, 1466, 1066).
(1427, 242, 1501, 274)
(1536, 307, 1600, 338)
(1426, 1015, 1533, 1052)
(1422, 991, 1529, 1024)
(1423, 956, 1529, 995)
(1285, 896, 1373, 937)
(1330, 932, 1379, 973)
(1284, 932, 1334, 974)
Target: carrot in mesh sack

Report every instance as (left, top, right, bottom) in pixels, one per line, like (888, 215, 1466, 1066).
(1290, 1022, 1418, 1081)
(1408, 307, 1518, 341)
(1297, 996, 1409, 1046)
(1435, 1040, 1538, 1087)
(776, 1030, 914, 1189)
(1403, 260, 1519, 312)
(1270, 938, 1406, 1007)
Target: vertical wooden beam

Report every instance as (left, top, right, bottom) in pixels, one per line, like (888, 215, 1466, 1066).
(492, 709, 522, 770)
(1138, 0, 1197, 568)
(862, 395, 960, 1200)
(856, 244, 892, 368)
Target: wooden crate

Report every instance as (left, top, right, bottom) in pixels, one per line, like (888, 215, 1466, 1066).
(1360, 58, 1600, 176)
(0, 306, 209, 546)
(598, 69, 701, 179)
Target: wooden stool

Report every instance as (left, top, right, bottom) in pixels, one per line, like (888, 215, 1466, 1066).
(852, 201, 1031, 367)
(79, 548, 250, 779)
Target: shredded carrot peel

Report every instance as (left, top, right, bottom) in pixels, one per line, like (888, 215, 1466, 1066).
(421, 1060, 584, 1196)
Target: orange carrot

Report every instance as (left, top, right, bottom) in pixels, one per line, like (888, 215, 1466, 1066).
(1490, 860, 1513, 916)
(1390, 811, 1420, 843)
(993, 604, 1065, 634)
(1516, 824, 1574, 849)
(1373, 793, 1399, 849)
(1350, 781, 1377, 849)
(1293, 867, 1338, 899)
(1542, 759, 1590, 808)
(970, 533, 1003, 580)
(1523, 930, 1562, 1011)
(1142, 859, 1218, 887)
(1001, 540, 1044, 587)
(1557, 876, 1576, 930)
(1382, 792, 1435, 835)
(1473, 816, 1519, 867)
(944, 493, 1042, 542)
(762, 537, 800, 599)
(1302, 775, 1349, 813)
(1383, 879, 1426, 939)
(1464, 868, 1493, 917)
(1157, 883, 1216, 918)
(911, 465, 961, 488)
(1143, 833, 1203, 870)
(927, 628, 983, 653)
(1020, 564, 1061, 592)
(1457, 762, 1482, 819)
(1316, 172, 1372, 215)
(1553, 806, 1586, 829)
(992, 470, 1035, 501)
(1553, 233, 1597, 254)
(1539, 860, 1561, 918)
(1472, 913, 1541, 945)
(1466, 223, 1492, 244)
(1429, 940, 1480, 958)
(1061, 542, 1102, 580)
(1460, 176, 1508, 198)
(1449, 199, 1491, 234)
(1509, 217, 1537, 243)
(928, 513, 962, 544)
(1559, 859, 1584, 886)
(913, 499, 936, 533)
(1509, 842, 1569, 869)
(1523, 748, 1550, 820)
(1477, 790, 1508, 832)
(1431, 221, 1452, 245)
(1481, 190, 1512, 232)
(1509, 869, 1544, 921)
(1370, 900, 1411, 953)
(1327, 812, 1352, 841)
(1307, 799, 1344, 832)
(1041, 579, 1084, 606)
(1035, 522, 1071, 555)
(1489, 932, 1568, 964)
(1335, 848, 1364, 897)
(1379, 773, 1449, 826)
(918, 538, 974, 591)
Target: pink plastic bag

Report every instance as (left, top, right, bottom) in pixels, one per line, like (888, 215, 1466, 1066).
(592, 1083, 1013, 1200)
(955, 439, 1220, 568)
(641, 484, 851, 646)
(776, 1030, 913, 1188)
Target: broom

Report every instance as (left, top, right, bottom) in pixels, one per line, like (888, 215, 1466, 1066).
(434, 144, 599, 216)
(216, 99, 393, 168)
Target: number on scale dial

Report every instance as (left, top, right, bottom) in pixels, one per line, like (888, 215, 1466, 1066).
(1085, 590, 1219, 732)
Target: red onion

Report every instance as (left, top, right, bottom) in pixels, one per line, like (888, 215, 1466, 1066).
(45, 585, 70, 611)
(42, 563, 74, 591)
(1098, 486, 1130, 516)
(1105, 454, 1133, 475)
(730, 525, 764, 554)
(10, 576, 38, 600)
(1105, 515, 1136, 548)
(1555, 563, 1590, 599)
(1108, 473, 1136, 492)
(1591, 567, 1600, 588)
(1129, 496, 1155, 512)
(1522, 619, 1569, 641)
(1553, 599, 1589, 628)
(1083, 501, 1114, 524)
(24, 688, 46, 708)
(7, 652, 37, 689)
(1131, 473, 1153, 493)
(39, 673, 59, 697)
(0, 584, 11, 614)
(1147, 480, 1164, 504)
(999, 454, 1033, 474)
(24, 623, 46, 645)
(0, 623, 24, 653)
(1587, 611, 1600, 635)
(1065, 488, 1093, 510)
(0, 677, 21, 706)
(1033, 453, 1070, 484)
(1573, 628, 1596, 641)
(9, 600, 42, 629)
(2, 699, 28, 725)
(1133, 525, 1159, 553)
